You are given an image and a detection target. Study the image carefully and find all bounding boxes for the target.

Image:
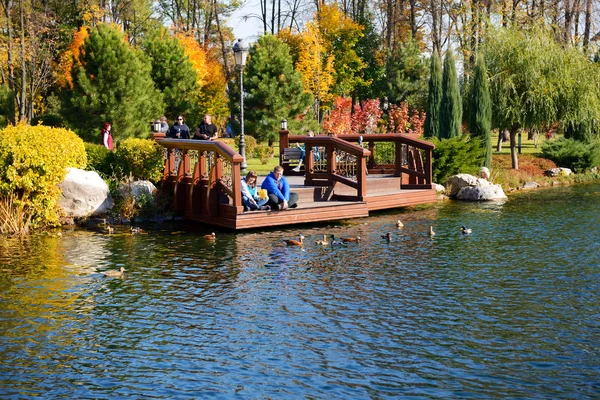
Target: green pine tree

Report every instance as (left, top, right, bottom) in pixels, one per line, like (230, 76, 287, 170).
(385, 37, 429, 110)
(64, 24, 164, 142)
(439, 51, 462, 139)
(244, 34, 312, 143)
(468, 54, 492, 167)
(142, 28, 196, 121)
(423, 51, 442, 139)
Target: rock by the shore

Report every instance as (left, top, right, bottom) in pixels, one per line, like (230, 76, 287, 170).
(523, 181, 540, 190)
(59, 168, 113, 218)
(118, 180, 157, 201)
(448, 174, 507, 201)
(545, 167, 573, 177)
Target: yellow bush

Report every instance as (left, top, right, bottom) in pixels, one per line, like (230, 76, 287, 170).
(0, 124, 87, 227)
(114, 138, 164, 182)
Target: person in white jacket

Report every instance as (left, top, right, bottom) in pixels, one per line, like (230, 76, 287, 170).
(241, 171, 270, 211)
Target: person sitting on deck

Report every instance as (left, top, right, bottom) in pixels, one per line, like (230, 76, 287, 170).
(241, 171, 270, 211)
(261, 165, 299, 210)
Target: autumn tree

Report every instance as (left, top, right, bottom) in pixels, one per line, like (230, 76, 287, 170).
(317, 3, 366, 97)
(63, 23, 163, 141)
(294, 21, 335, 122)
(142, 28, 197, 121)
(439, 50, 462, 139)
(468, 53, 492, 168)
(244, 34, 312, 143)
(423, 51, 442, 138)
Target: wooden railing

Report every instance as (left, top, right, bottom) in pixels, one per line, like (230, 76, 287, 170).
(158, 139, 245, 219)
(280, 131, 434, 190)
(280, 131, 371, 200)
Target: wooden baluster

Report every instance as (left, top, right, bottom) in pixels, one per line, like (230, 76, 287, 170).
(394, 140, 403, 177)
(231, 162, 243, 213)
(415, 149, 424, 184)
(425, 147, 432, 187)
(368, 141, 375, 171)
(408, 147, 417, 185)
(199, 151, 210, 215)
(357, 152, 367, 200)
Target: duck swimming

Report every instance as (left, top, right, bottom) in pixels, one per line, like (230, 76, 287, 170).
(342, 236, 361, 243)
(429, 226, 435, 236)
(396, 220, 404, 228)
(381, 232, 392, 241)
(315, 234, 329, 245)
(461, 226, 472, 235)
(284, 235, 304, 246)
(130, 227, 142, 234)
(330, 234, 345, 246)
(102, 266, 125, 277)
(204, 232, 216, 240)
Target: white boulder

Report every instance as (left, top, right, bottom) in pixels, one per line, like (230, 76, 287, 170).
(448, 173, 507, 201)
(119, 180, 157, 200)
(59, 168, 113, 217)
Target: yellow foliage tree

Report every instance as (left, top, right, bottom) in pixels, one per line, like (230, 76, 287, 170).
(315, 3, 365, 97)
(295, 21, 336, 121)
(175, 32, 208, 90)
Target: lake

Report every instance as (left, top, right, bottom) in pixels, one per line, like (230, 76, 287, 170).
(0, 183, 599, 398)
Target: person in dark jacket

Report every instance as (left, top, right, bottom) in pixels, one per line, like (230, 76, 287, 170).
(168, 115, 190, 139)
(194, 114, 218, 140)
(261, 165, 299, 210)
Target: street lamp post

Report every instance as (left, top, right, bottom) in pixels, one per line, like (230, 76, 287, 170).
(233, 38, 250, 172)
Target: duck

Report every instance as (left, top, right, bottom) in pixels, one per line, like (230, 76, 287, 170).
(429, 226, 435, 236)
(102, 266, 125, 277)
(330, 234, 345, 246)
(204, 232, 216, 240)
(381, 232, 392, 241)
(284, 235, 304, 246)
(342, 236, 361, 243)
(461, 225, 472, 235)
(396, 220, 404, 228)
(130, 227, 142, 234)
(315, 234, 329, 245)
(106, 225, 115, 234)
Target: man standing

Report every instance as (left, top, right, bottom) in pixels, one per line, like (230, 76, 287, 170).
(194, 114, 218, 140)
(168, 115, 190, 139)
(261, 165, 299, 210)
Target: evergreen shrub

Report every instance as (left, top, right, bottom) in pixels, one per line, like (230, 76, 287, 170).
(431, 136, 483, 184)
(541, 138, 600, 172)
(0, 125, 87, 227)
(114, 138, 164, 182)
(85, 143, 115, 177)
(254, 145, 274, 164)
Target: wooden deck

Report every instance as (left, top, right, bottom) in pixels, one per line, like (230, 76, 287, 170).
(157, 133, 437, 231)
(184, 175, 437, 230)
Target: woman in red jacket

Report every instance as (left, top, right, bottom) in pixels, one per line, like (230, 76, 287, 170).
(101, 122, 114, 150)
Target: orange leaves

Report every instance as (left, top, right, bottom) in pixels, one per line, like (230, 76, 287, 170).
(175, 32, 208, 88)
(322, 97, 352, 135)
(55, 27, 90, 89)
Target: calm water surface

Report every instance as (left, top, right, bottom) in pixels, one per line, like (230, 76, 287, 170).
(0, 184, 599, 398)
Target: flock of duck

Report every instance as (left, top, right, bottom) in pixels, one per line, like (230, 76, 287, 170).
(282, 220, 472, 247)
(99, 222, 473, 277)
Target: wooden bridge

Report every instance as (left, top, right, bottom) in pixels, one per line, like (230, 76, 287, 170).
(158, 130, 437, 230)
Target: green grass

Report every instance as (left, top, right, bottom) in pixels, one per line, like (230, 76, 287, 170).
(491, 131, 547, 155)
(244, 143, 280, 176)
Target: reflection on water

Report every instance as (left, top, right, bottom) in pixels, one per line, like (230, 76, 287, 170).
(1, 184, 599, 398)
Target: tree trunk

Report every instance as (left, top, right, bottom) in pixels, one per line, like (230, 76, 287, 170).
(18, 0, 26, 122)
(509, 128, 519, 169)
(583, 0, 592, 50)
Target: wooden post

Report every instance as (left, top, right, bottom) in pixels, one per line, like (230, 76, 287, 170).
(394, 139, 403, 177)
(231, 162, 243, 212)
(357, 153, 367, 200)
(368, 141, 375, 169)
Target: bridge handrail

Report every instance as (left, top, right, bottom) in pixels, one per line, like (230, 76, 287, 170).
(156, 138, 245, 215)
(280, 131, 434, 189)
